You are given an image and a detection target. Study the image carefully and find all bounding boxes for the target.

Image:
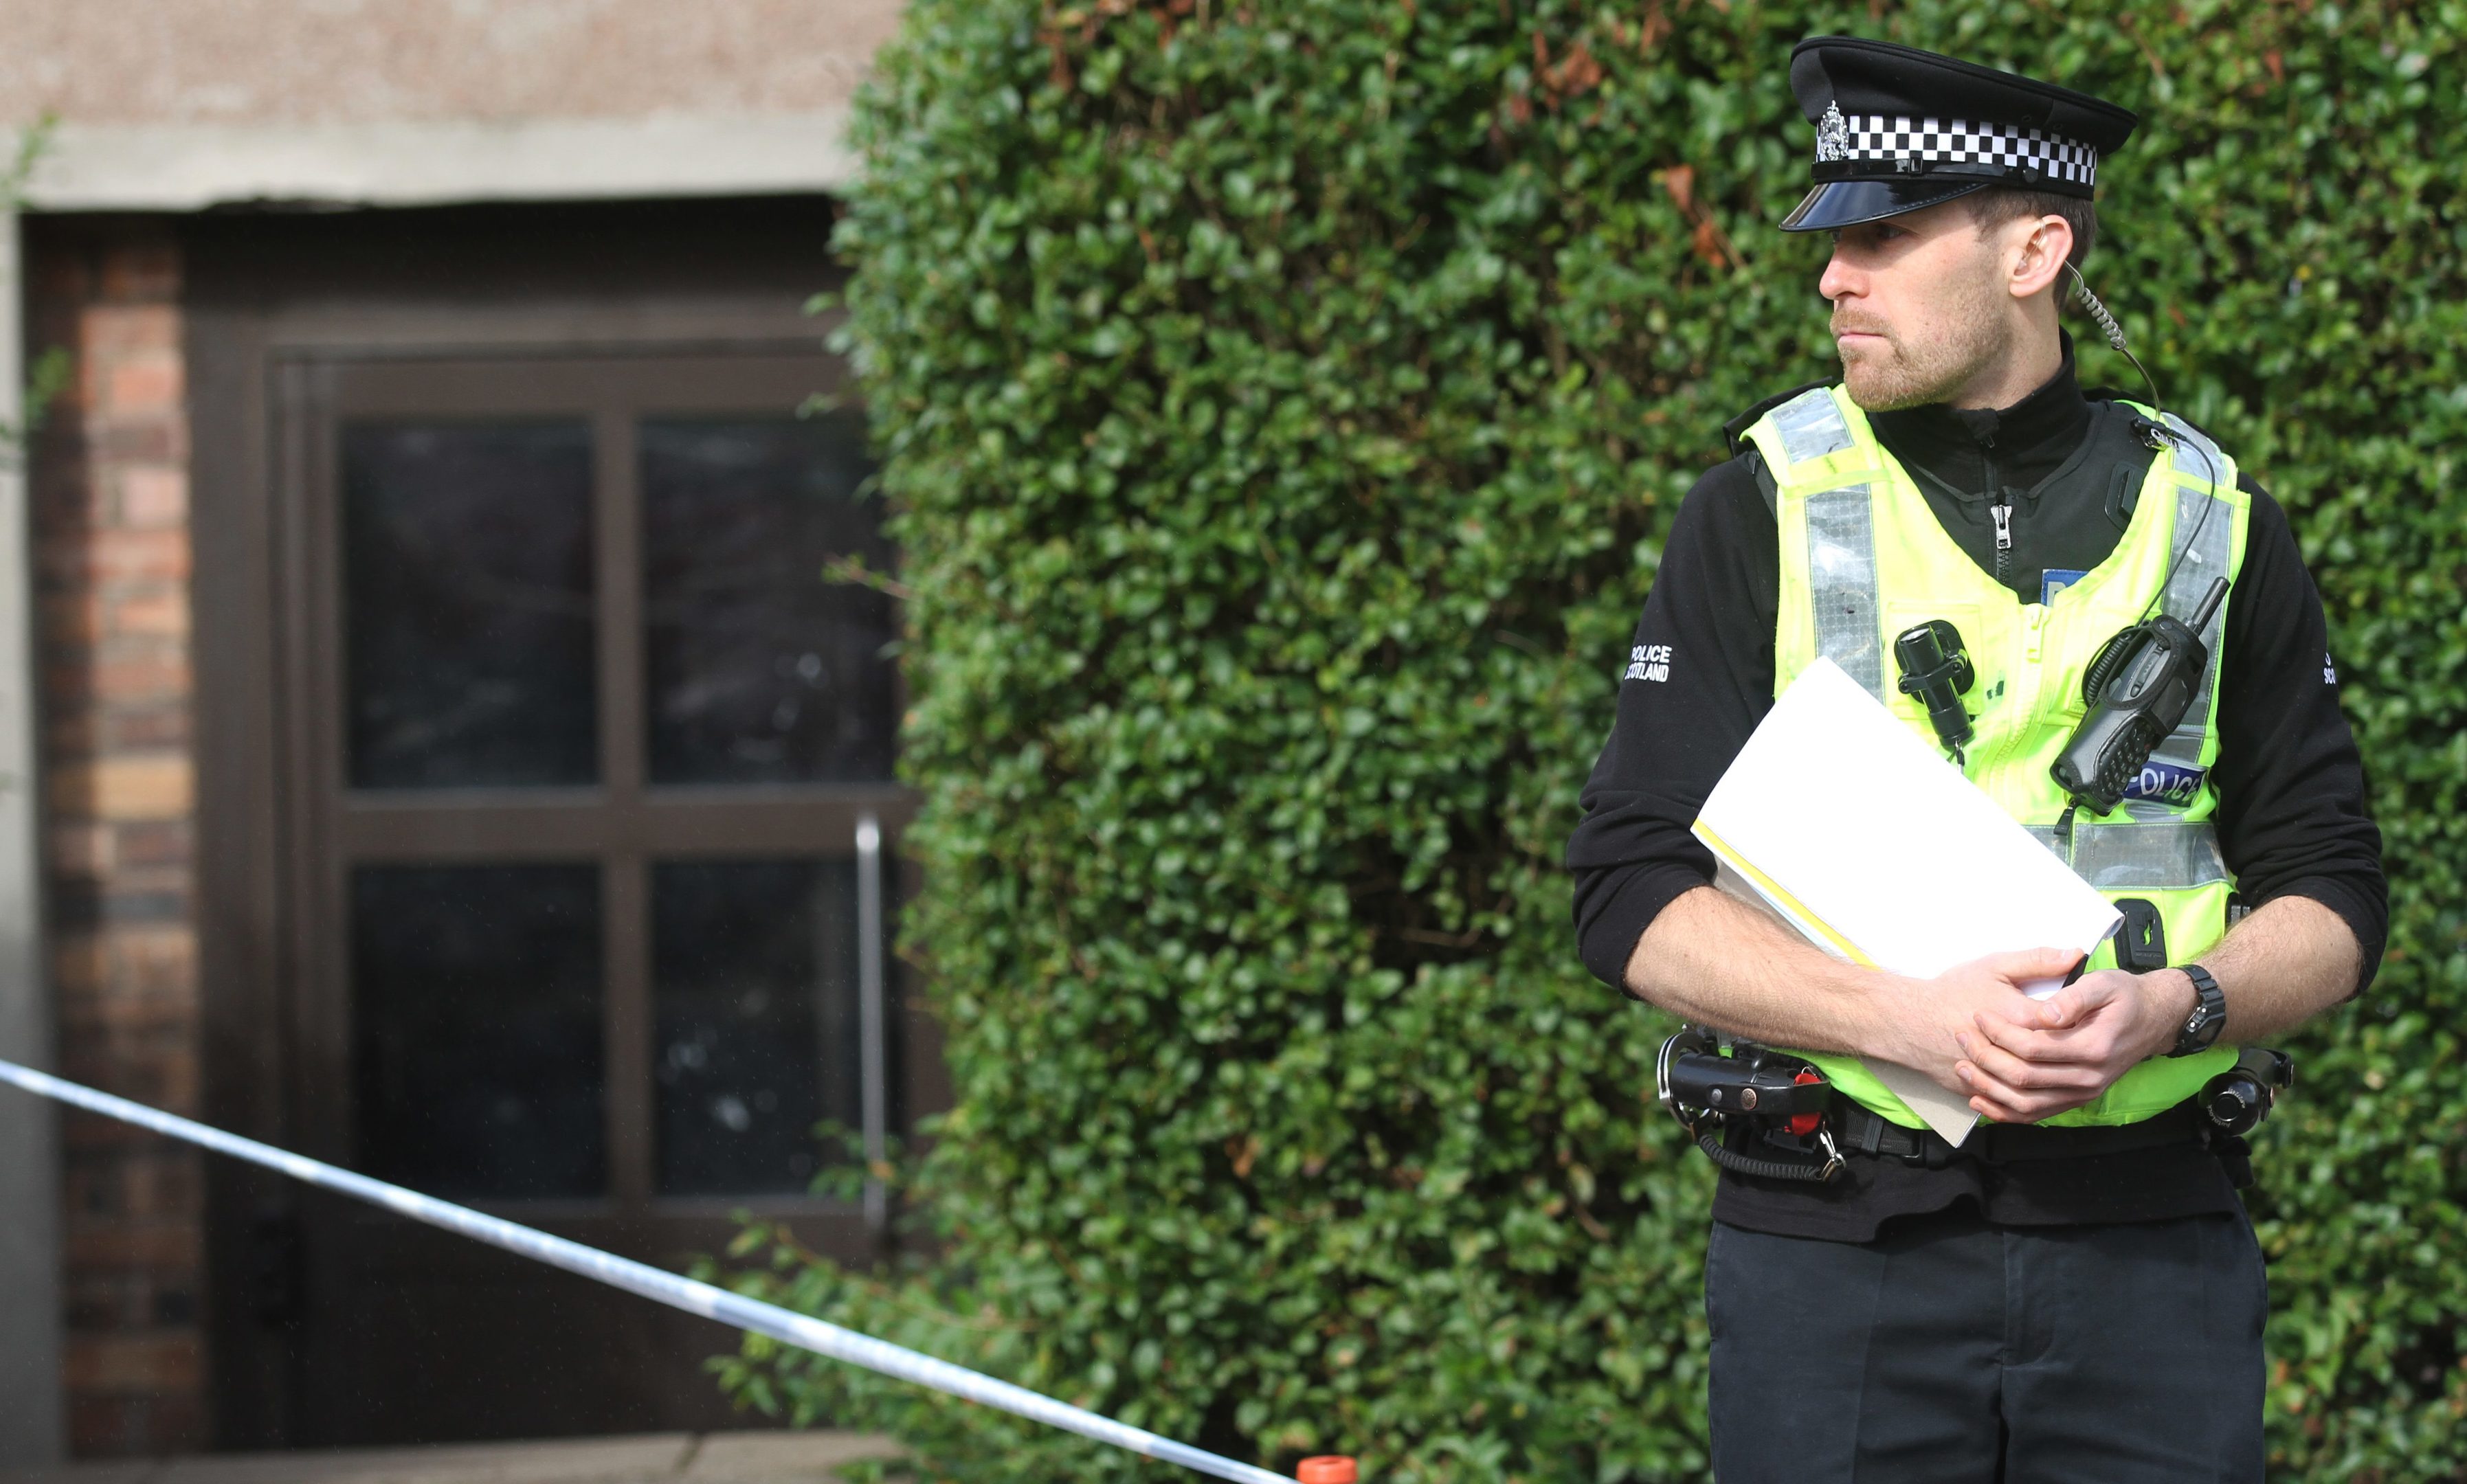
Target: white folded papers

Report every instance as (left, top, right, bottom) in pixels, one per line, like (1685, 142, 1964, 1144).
(1690, 657, 2123, 1144)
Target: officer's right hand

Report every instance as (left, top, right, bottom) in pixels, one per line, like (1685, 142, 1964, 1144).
(1881, 947, 2087, 1097)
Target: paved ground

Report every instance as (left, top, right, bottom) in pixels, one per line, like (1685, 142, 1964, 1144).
(0, 1433, 902, 1484)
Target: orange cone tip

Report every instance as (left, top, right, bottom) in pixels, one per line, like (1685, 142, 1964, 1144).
(1297, 1458, 1358, 1484)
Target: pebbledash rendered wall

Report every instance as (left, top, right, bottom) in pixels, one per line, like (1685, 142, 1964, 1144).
(0, 0, 897, 127)
(0, 0, 897, 1459)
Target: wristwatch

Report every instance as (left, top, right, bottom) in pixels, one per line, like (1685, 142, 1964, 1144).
(2167, 964, 2227, 1057)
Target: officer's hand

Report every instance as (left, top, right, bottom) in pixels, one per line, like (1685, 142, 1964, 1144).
(1888, 948, 2086, 1099)
(1953, 969, 2190, 1123)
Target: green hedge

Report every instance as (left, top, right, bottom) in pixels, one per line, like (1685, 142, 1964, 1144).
(712, 2, 2467, 1478)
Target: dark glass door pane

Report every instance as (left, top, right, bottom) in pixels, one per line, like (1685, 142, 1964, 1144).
(343, 421, 597, 789)
(352, 864, 606, 1198)
(651, 859, 861, 1195)
(641, 416, 895, 785)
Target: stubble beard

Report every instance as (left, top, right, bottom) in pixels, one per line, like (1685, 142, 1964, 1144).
(1835, 276, 2013, 413)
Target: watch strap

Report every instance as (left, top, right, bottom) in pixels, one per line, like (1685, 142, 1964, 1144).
(2168, 963, 2226, 1057)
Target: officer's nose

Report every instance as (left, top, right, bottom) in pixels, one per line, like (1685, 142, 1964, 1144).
(1818, 248, 1860, 305)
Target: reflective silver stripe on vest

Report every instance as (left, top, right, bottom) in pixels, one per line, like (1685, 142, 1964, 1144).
(2026, 820, 2231, 890)
(1774, 390, 1888, 698)
(2129, 416, 2237, 819)
(1771, 386, 1857, 464)
(1806, 486, 1885, 698)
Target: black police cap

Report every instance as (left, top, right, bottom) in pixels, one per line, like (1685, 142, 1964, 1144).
(1780, 36, 2138, 232)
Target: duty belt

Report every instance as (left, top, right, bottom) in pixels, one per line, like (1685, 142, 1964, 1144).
(1662, 1027, 2292, 1186)
(1829, 1099, 2211, 1168)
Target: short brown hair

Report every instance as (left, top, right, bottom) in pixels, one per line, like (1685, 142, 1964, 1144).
(1961, 188, 2098, 271)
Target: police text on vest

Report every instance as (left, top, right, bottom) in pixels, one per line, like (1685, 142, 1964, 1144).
(1626, 644, 1672, 682)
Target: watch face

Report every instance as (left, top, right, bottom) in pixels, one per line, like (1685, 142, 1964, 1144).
(2174, 972, 2226, 1055)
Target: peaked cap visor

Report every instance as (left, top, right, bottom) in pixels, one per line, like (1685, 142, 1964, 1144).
(1778, 176, 1991, 232)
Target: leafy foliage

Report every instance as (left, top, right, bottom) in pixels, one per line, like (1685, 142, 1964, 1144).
(1, 116, 69, 462)
(712, 2, 2467, 1478)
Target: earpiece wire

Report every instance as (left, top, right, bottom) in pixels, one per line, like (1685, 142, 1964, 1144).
(2066, 262, 2220, 627)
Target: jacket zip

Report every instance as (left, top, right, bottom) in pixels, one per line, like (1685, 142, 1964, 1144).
(1974, 431, 2013, 586)
(1983, 440, 2014, 589)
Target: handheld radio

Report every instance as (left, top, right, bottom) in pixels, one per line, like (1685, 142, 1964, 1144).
(2051, 576, 2229, 813)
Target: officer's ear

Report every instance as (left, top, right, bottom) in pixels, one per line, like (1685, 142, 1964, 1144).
(2007, 214, 2075, 303)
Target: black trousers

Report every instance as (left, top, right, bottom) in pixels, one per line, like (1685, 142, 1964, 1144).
(1706, 1204, 2267, 1483)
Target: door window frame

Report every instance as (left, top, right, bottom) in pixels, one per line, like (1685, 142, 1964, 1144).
(276, 350, 913, 1214)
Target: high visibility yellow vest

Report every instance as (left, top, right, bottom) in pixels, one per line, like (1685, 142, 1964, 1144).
(1739, 385, 2248, 1128)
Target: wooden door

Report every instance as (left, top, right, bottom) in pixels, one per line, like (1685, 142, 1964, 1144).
(186, 203, 939, 1448)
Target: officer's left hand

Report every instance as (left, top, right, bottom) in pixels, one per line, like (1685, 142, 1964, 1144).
(1950, 969, 2192, 1123)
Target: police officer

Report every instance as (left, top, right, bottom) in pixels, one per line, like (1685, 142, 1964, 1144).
(1567, 37, 2387, 1482)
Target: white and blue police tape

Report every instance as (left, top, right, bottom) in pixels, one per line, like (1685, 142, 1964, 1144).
(0, 1057, 1295, 1484)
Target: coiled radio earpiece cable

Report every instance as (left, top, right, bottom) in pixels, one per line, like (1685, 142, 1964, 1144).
(2051, 262, 2229, 844)
(2067, 261, 2219, 627)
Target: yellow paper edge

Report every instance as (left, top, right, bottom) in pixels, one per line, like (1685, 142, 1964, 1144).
(1692, 821, 1880, 969)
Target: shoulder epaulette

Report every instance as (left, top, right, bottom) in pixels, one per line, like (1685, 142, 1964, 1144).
(1723, 380, 1835, 456)
(2085, 388, 2221, 451)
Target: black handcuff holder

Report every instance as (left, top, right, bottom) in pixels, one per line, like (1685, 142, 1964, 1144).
(1656, 1027, 1844, 1182)
(2202, 1046, 2295, 1187)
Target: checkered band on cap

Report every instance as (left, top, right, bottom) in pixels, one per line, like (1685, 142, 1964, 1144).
(1828, 113, 2100, 186)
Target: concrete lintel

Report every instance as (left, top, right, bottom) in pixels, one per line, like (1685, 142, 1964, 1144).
(21, 112, 858, 213)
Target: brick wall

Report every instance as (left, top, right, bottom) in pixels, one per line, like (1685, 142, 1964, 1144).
(27, 221, 206, 1457)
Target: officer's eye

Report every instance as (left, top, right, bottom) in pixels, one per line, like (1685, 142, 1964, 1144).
(1835, 223, 1907, 250)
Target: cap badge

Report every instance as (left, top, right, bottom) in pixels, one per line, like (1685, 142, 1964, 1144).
(1815, 101, 1851, 163)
